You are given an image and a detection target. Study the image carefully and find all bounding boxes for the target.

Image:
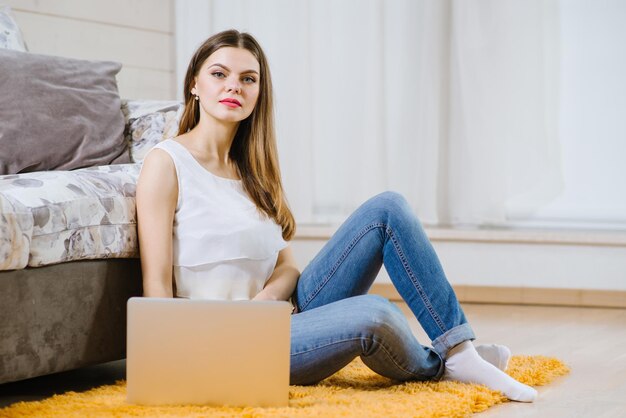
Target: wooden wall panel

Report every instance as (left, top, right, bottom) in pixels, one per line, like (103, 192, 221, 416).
(117, 67, 176, 101)
(12, 12, 172, 70)
(6, 0, 175, 100)
(6, 0, 172, 32)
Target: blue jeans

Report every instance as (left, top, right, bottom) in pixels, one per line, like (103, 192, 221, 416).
(290, 191, 475, 385)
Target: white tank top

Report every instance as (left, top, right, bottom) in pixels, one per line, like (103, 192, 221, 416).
(147, 139, 288, 300)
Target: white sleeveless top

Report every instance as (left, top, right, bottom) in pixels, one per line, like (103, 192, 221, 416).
(147, 139, 288, 300)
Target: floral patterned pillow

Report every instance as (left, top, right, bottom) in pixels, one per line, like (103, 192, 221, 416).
(0, 6, 28, 52)
(122, 100, 184, 163)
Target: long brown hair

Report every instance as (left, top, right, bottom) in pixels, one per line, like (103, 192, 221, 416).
(178, 30, 295, 241)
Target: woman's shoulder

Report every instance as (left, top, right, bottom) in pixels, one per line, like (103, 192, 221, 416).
(136, 148, 179, 210)
(150, 136, 197, 159)
(151, 137, 179, 152)
(141, 144, 177, 180)
(137, 146, 178, 203)
(145, 136, 190, 165)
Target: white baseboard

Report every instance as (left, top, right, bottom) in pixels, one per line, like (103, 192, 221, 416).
(291, 225, 626, 295)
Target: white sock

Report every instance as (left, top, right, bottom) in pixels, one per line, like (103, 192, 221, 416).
(444, 341, 538, 402)
(476, 343, 511, 371)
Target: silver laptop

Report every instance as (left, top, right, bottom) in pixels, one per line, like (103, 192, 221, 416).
(126, 297, 292, 407)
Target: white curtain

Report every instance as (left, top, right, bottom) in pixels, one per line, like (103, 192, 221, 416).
(175, 0, 562, 227)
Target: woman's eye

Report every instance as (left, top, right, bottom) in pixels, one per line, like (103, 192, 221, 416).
(212, 71, 225, 78)
(243, 76, 256, 84)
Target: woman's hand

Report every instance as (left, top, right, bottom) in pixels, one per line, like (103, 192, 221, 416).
(252, 246, 300, 302)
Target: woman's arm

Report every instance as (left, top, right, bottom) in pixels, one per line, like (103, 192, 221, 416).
(253, 246, 300, 302)
(136, 149, 178, 298)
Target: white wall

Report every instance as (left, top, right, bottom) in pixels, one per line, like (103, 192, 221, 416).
(508, 0, 626, 230)
(173, 0, 626, 231)
(6, 0, 176, 100)
(170, 0, 626, 293)
(272, 0, 626, 293)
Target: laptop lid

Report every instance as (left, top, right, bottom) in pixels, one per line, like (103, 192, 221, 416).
(126, 297, 291, 407)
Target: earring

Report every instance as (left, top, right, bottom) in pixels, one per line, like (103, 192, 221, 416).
(194, 95, 199, 101)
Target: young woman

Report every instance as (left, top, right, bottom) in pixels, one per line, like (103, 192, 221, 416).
(136, 29, 537, 402)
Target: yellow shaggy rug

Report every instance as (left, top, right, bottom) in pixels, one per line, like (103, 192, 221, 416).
(0, 355, 568, 418)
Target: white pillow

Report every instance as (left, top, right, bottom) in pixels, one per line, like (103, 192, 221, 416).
(0, 5, 28, 52)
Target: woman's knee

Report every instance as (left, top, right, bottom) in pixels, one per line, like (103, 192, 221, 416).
(376, 191, 407, 205)
(350, 294, 407, 335)
(364, 191, 416, 224)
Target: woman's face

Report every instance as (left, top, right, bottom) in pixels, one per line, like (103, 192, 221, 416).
(192, 47, 261, 125)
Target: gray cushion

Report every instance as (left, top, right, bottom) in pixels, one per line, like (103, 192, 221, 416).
(0, 49, 130, 175)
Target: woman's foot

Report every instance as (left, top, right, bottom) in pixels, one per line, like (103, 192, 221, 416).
(444, 341, 537, 402)
(476, 343, 512, 371)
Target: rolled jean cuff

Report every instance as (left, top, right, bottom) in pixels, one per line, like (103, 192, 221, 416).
(431, 323, 476, 360)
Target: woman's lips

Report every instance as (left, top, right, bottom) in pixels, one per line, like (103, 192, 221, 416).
(220, 98, 241, 108)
